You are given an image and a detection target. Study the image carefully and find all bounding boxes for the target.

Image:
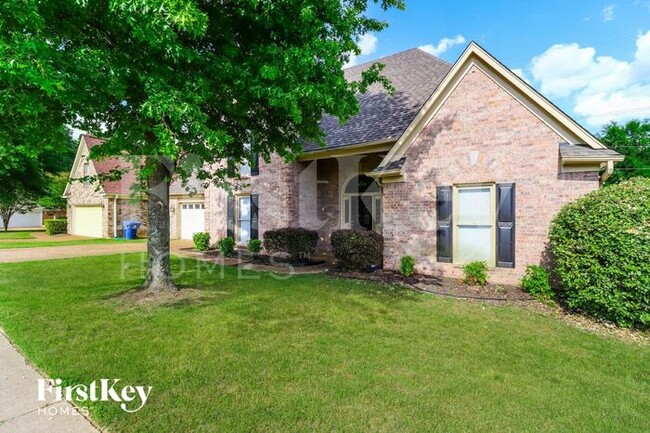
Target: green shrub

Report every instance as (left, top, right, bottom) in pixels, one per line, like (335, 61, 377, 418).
(217, 237, 236, 258)
(520, 265, 552, 300)
(462, 261, 488, 286)
(192, 232, 211, 252)
(263, 228, 318, 262)
(44, 219, 67, 235)
(400, 255, 415, 277)
(549, 177, 650, 328)
(330, 229, 383, 270)
(248, 238, 262, 254)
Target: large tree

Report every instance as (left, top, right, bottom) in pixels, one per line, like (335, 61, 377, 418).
(2, 0, 403, 290)
(600, 119, 650, 185)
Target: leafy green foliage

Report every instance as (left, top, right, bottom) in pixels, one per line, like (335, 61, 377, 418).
(44, 219, 67, 235)
(263, 228, 318, 262)
(0, 185, 37, 231)
(520, 265, 553, 300)
(400, 255, 415, 277)
(330, 229, 383, 270)
(1, 0, 405, 287)
(247, 238, 262, 254)
(217, 237, 236, 258)
(37, 173, 69, 210)
(549, 177, 650, 328)
(600, 120, 650, 185)
(192, 232, 211, 252)
(462, 261, 488, 286)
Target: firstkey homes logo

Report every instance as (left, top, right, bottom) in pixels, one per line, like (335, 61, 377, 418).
(38, 378, 152, 413)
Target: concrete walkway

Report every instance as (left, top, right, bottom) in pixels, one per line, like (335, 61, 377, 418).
(0, 331, 99, 433)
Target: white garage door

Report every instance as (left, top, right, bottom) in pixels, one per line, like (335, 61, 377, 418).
(72, 206, 103, 238)
(180, 203, 205, 240)
(0, 211, 42, 228)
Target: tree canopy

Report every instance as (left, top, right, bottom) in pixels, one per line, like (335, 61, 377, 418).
(1, 0, 404, 289)
(600, 119, 650, 185)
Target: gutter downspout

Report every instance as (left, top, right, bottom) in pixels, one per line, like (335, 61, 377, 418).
(113, 196, 118, 238)
(600, 160, 614, 185)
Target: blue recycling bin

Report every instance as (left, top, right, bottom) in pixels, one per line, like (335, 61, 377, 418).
(122, 220, 142, 240)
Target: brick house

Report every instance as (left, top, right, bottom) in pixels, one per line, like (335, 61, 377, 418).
(205, 43, 623, 284)
(63, 134, 205, 239)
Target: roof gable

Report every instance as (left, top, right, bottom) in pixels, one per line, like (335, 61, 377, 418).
(64, 134, 205, 197)
(374, 42, 614, 176)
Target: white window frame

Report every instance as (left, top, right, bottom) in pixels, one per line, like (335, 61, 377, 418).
(452, 183, 496, 266)
(239, 142, 252, 178)
(235, 194, 252, 244)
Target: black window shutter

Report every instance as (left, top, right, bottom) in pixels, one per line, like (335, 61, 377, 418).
(496, 183, 516, 268)
(251, 194, 259, 240)
(227, 158, 236, 178)
(226, 195, 234, 238)
(251, 153, 259, 176)
(436, 186, 453, 263)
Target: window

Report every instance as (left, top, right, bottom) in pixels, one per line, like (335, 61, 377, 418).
(240, 143, 252, 177)
(453, 184, 495, 265)
(237, 196, 251, 243)
(83, 162, 90, 176)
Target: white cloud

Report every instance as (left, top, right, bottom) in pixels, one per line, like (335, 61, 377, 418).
(601, 5, 616, 22)
(529, 30, 650, 125)
(418, 35, 466, 57)
(345, 33, 378, 68)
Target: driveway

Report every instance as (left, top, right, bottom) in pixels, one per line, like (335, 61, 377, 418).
(0, 240, 194, 263)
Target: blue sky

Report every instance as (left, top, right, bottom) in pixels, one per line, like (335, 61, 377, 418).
(352, 0, 650, 132)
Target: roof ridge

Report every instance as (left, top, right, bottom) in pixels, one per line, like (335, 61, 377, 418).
(344, 47, 450, 71)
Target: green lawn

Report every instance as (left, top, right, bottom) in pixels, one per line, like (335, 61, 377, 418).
(0, 255, 648, 433)
(0, 238, 146, 249)
(0, 231, 36, 240)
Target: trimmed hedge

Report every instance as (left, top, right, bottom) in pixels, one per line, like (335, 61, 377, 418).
(462, 261, 488, 286)
(217, 237, 236, 257)
(263, 228, 318, 262)
(330, 229, 383, 270)
(549, 177, 650, 328)
(400, 255, 415, 277)
(44, 219, 67, 235)
(192, 232, 211, 252)
(248, 239, 262, 254)
(520, 265, 552, 300)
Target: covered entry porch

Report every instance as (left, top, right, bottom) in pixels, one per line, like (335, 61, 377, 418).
(297, 151, 385, 249)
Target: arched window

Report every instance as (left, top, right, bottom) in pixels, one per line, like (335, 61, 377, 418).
(341, 175, 382, 232)
(344, 175, 380, 194)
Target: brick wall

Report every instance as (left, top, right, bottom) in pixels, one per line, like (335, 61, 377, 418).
(65, 143, 109, 236)
(205, 154, 300, 242)
(382, 65, 601, 284)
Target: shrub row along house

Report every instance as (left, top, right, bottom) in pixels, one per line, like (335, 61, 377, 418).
(65, 42, 624, 284)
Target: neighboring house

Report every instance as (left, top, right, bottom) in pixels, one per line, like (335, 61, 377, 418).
(63, 135, 205, 239)
(0, 208, 44, 229)
(205, 43, 624, 284)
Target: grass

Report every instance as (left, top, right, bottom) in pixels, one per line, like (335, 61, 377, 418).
(0, 231, 36, 240)
(0, 255, 648, 433)
(0, 238, 146, 249)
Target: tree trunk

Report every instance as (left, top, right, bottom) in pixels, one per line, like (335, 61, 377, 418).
(0, 209, 12, 231)
(142, 158, 177, 291)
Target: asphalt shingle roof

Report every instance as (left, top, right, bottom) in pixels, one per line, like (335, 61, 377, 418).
(559, 143, 622, 159)
(304, 48, 452, 152)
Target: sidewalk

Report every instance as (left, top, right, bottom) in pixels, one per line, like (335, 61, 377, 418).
(0, 331, 99, 433)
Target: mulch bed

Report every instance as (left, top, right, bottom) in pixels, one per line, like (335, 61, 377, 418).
(328, 267, 534, 301)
